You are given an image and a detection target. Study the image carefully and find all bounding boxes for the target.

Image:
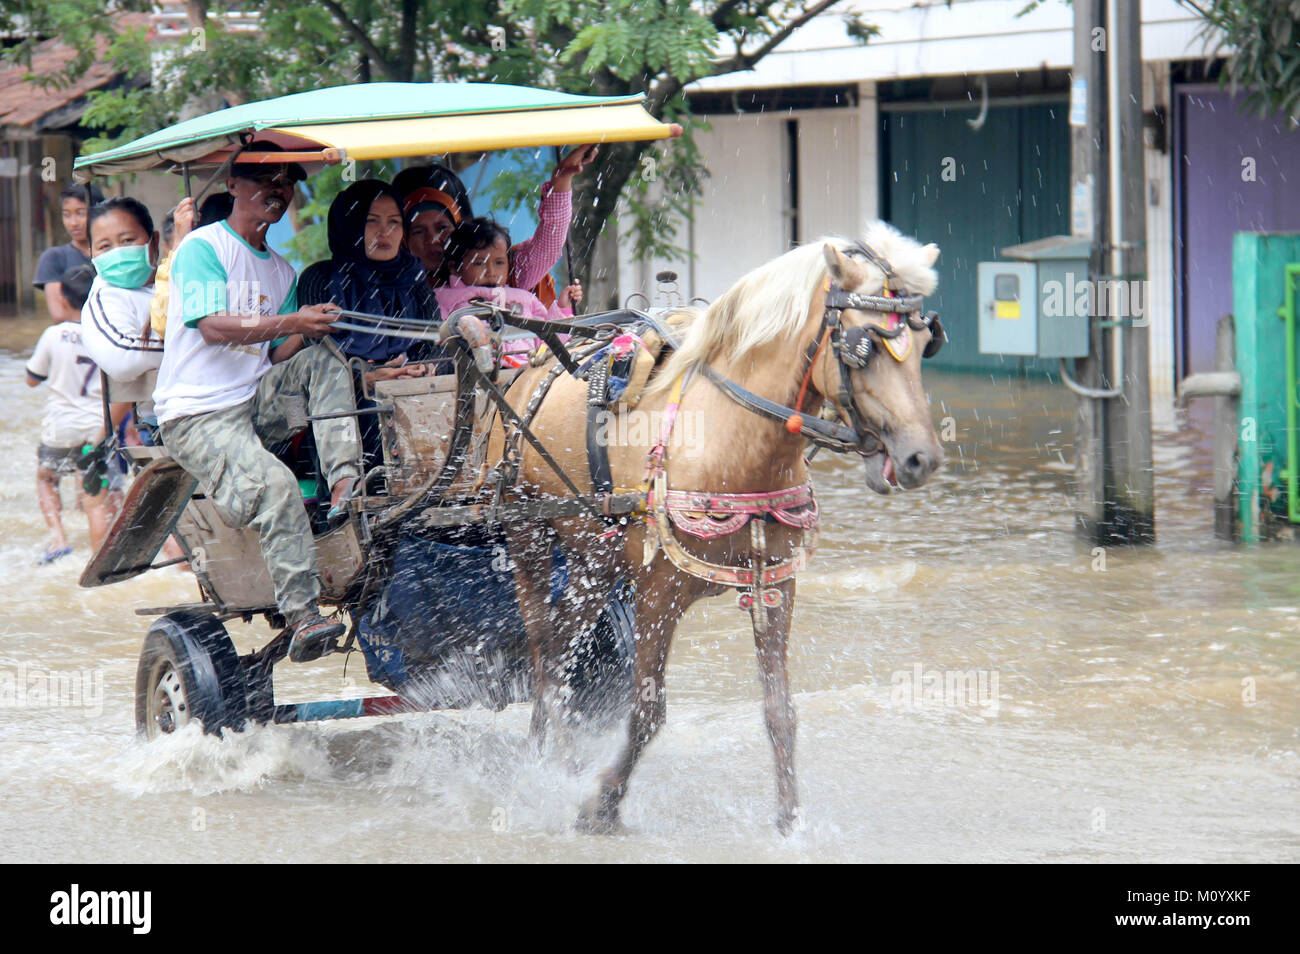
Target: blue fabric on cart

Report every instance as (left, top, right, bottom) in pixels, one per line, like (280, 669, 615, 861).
(357, 533, 568, 693)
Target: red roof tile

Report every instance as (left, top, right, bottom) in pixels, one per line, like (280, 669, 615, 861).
(0, 13, 154, 131)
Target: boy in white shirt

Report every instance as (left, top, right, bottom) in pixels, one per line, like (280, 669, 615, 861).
(25, 264, 112, 564)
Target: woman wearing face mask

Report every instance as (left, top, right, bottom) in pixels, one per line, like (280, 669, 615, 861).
(80, 196, 166, 442)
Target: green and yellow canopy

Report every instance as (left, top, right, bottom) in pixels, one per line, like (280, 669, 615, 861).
(74, 82, 679, 180)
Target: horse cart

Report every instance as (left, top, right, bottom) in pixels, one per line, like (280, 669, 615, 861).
(75, 81, 949, 832)
(74, 82, 683, 738)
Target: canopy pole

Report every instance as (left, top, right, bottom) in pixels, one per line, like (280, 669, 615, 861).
(192, 152, 238, 207)
(181, 162, 193, 199)
(554, 145, 579, 313)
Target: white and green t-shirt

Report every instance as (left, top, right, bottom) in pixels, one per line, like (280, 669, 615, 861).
(153, 220, 297, 423)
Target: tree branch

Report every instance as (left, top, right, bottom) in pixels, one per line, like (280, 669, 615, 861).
(398, 0, 419, 82)
(318, 0, 400, 79)
(708, 0, 842, 76)
(709, 0, 748, 32)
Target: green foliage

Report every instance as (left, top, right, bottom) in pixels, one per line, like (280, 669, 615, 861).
(11, 0, 867, 273)
(843, 14, 881, 44)
(477, 149, 555, 219)
(1187, 0, 1300, 118)
(555, 3, 717, 81)
(620, 99, 709, 264)
(0, 0, 153, 84)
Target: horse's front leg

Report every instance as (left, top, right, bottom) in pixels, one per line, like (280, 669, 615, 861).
(753, 578, 800, 835)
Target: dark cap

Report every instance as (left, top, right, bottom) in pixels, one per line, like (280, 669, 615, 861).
(230, 140, 306, 183)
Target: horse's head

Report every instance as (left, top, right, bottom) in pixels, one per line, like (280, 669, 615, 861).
(817, 231, 945, 495)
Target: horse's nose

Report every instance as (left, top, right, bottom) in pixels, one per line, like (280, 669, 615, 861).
(900, 445, 943, 485)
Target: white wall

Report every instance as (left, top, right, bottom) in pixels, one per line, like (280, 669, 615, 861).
(619, 112, 787, 305)
(1142, 61, 1176, 409)
(691, 0, 1207, 91)
(796, 109, 860, 244)
(617, 104, 876, 306)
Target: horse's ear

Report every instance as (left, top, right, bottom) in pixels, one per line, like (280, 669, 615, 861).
(920, 243, 940, 268)
(823, 244, 849, 282)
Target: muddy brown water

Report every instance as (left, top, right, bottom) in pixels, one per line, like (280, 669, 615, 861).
(0, 315, 1295, 862)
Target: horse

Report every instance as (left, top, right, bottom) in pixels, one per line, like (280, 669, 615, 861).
(489, 223, 946, 834)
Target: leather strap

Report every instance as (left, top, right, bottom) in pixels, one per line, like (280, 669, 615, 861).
(586, 354, 614, 494)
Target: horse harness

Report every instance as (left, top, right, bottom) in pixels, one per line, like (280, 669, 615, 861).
(567, 241, 947, 632)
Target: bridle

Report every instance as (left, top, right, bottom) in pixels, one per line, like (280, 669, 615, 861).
(735, 240, 947, 456)
(810, 254, 944, 456)
(631, 240, 946, 629)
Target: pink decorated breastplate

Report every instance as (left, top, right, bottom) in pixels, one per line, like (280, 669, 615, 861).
(653, 485, 819, 539)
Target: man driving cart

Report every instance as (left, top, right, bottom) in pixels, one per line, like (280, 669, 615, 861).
(153, 142, 363, 663)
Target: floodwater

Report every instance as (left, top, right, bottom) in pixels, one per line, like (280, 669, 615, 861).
(0, 314, 1295, 863)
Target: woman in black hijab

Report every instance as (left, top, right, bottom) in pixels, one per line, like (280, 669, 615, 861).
(299, 178, 441, 380)
(297, 179, 443, 498)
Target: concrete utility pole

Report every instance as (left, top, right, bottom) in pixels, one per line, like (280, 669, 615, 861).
(1070, 0, 1155, 544)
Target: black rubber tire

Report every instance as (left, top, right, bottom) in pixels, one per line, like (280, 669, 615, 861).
(567, 589, 636, 725)
(134, 611, 247, 738)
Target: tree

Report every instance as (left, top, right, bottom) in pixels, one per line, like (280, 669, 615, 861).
(4, 1, 863, 293)
(1179, 0, 1300, 119)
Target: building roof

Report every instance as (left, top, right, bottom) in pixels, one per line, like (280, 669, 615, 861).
(0, 13, 152, 135)
(690, 0, 1212, 93)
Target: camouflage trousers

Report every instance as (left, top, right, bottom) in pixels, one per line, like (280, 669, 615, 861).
(160, 344, 362, 618)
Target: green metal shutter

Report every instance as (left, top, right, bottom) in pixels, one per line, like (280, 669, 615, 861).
(882, 101, 1070, 373)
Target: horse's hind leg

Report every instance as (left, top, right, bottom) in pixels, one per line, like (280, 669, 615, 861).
(754, 579, 800, 835)
(576, 587, 675, 835)
(504, 522, 558, 747)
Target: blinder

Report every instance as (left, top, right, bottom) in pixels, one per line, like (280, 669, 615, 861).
(788, 240, 946, 454)
(830, 308, 944, 370)
(921, 312, 946, 359)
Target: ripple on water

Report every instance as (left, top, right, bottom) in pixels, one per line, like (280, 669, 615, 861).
(0, 350, 1297, 861)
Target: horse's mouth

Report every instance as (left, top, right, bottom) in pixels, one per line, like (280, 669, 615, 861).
(863, 445, 901, 495)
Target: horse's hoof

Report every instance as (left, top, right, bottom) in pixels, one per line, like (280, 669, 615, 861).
(562, 752, 586, 776)
(775, 805, 802, 837)
(575, 803, 626, 836)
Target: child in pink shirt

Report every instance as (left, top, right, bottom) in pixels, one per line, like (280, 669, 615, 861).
(435, 218, 580, 365)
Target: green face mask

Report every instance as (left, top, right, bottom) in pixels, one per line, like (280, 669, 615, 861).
(93, 243, 153, 289)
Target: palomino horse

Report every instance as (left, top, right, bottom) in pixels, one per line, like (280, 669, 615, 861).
(493, 224, 945, 833)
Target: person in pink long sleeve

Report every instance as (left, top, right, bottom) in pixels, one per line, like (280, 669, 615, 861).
(395, 144, 598, 294)
(435, 218, 571, 368)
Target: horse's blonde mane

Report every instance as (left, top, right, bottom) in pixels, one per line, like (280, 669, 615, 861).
(650, 223, 939, 394)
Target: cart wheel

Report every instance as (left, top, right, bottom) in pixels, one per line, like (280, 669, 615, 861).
(135, 611, 247, 738)
(568, 589, 636, 724)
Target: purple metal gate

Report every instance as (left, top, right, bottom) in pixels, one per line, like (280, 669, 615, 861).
(1175, 86, 1300, 379)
